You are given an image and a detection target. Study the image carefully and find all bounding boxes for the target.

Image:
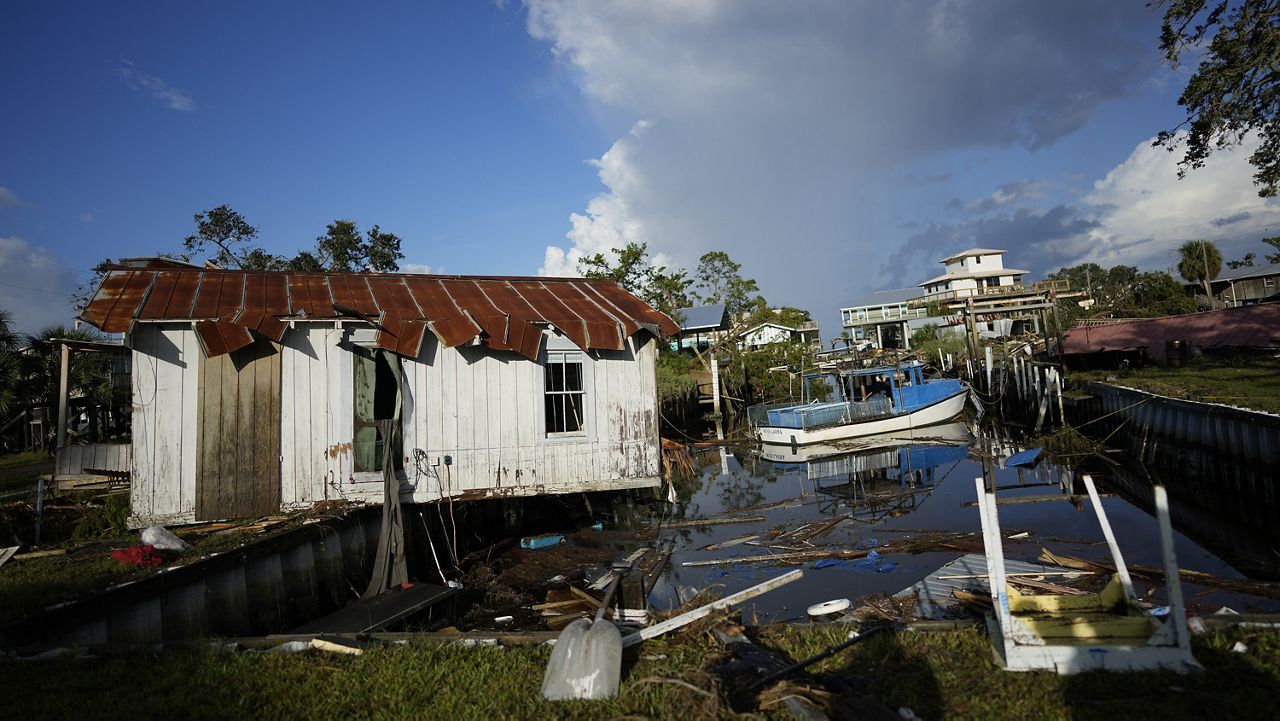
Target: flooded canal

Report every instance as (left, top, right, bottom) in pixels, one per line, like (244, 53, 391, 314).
(642, 420, 1280, 624)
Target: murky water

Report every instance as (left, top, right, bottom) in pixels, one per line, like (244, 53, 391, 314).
(647, 421, 1279, 624)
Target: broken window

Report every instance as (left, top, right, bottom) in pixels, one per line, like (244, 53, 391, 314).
(354, 347, 402, 472)
(545, 352, 585, 435)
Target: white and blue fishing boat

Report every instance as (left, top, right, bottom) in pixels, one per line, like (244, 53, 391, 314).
(748, 361, 968, 447)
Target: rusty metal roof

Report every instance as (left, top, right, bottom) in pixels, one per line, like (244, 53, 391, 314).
(1059, 303, 1280, 359)
(81, 268, 679, 359)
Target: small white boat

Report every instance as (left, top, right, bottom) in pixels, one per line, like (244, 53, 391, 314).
(749, 362, 969, 447)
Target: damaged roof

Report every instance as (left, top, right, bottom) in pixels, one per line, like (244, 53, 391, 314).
(80, 267, 679, 359)
(1059, 303, 1280, 359)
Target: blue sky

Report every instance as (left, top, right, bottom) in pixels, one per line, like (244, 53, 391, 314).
(2, 1, 1277, 335)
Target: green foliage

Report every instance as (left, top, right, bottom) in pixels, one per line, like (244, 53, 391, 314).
(1227, 251, 1256, 269)
(1050, 263, 1192, 321)
(738, 342, 819, 403)
(1265, 236, 1280, 263)
(692, 251, 761, 318)
(70, 493, 131, 544)
(1176, 239, 1224, 298)
(577, 242, 692, 319)
(1156, 0, 1280, 196)
(311, 220, 404, 273)
(79, 206, 408, 310)
(1132, 270, 1198, 315)
(184, 204, 262, 268)
(23, 326, 114, 407)
(655, 352, 698, 402)
(909, 323, 967, 363)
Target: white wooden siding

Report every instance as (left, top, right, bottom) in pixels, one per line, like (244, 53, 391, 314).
(128, 323, 660, 525)
(129, 325, 200, 526)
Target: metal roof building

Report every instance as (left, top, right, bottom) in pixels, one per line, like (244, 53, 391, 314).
(77, 268, 677, 526)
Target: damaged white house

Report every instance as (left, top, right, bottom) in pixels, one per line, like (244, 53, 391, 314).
(77, 266, 678, 527)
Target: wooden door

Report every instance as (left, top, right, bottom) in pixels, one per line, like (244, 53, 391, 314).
(196, 340, 281, 520)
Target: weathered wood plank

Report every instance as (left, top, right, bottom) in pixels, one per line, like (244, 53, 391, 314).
(179, 329, 199, 513)
(131, 329, 157, 518)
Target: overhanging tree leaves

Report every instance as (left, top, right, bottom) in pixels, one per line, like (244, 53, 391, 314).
(1264, 235, 1280, 262)
(1155, 0, 1280, 196)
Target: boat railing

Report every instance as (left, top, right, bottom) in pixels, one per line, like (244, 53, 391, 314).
(747, 400, 807, 427)
(750, 396, 894, 430)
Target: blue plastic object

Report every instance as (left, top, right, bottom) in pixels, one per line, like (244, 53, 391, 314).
(1006, 447, 1044, 469)
(520, 533, 565, 550)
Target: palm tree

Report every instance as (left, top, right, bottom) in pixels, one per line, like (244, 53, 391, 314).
(0, 310, 20, 419)
(1176, 240, 1223, 304)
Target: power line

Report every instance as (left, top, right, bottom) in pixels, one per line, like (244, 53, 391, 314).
(0, 280, 78, 298)
(0, 250, 93, 275)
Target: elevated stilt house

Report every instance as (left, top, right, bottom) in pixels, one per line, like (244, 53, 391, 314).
(79, 267, 677, 527)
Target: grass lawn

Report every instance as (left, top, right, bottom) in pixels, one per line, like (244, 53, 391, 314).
(1069, 352, 1280, 414)
(1, 625, 1275, 720)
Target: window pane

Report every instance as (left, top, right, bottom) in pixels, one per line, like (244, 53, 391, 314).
(564, 362, 582, 392)
(546, 362, 564, 392)
(545, 393, 561, 433)
(354, 425, 379, 472)
(354, 352, 377, 422)
(565, 393, 583, 432)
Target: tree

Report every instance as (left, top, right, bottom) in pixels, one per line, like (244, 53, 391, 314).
(1049, 262, 1141, 323)
(577, 242, 693, 319)
(22, 326, 113, 409)
(0, 310, 20, 419)
(1227, 251, 1256, 269)
(310, 220, 404, 273)
(76, 206, 408, 310)
(1131, 271, 1198, 316)
(693, 251, 761, 318)
(1155, 0, 1280, 196)
(1176, 239, 1223, 300)
(184, 204, 267, 268)
(1264, 236, 1280, 263)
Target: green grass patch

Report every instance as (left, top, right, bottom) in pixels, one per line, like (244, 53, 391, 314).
(1070, 352, 1280, 414)
(0, 552, 139, 624)
(0, 450, 50, 469)
(0, 626, 1275, 719)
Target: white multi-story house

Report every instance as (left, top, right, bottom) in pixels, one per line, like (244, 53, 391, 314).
(918, 248, 1028, 304)
(838, 288, 932, 349)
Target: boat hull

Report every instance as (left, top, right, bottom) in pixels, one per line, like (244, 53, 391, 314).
(757, 389, 969, 446)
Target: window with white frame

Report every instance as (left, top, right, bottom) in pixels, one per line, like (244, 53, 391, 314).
(545, 352, 586, 435)
(1265, 275, 1275, 287)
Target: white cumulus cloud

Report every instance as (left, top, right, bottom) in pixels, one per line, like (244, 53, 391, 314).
(525, 1, 1161, 319)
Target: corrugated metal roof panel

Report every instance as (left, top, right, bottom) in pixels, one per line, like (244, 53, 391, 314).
(82, 268, 675, 358)
(1060, 304, 1280, 359)
(676, 304, 727, 331)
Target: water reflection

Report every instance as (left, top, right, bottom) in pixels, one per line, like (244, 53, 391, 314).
(651, 421, 1280, 624)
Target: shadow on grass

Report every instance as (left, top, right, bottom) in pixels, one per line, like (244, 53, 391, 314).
(1061, 641, 1280, 721)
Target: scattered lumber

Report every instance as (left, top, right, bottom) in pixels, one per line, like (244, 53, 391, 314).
(682, 548, 868, 568)
(701, 534, 759, 551)
(663, 515, 765, 529)
(622, 570, 803, 647)
(1039, 548, 1280, 600)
